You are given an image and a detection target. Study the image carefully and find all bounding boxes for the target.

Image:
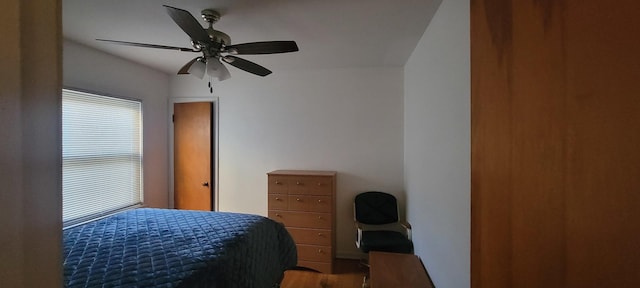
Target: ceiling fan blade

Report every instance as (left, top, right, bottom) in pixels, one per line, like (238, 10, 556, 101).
(206, 58, 231, 81)
(178, 57, 198, 74)
(96, 39, 198, 52)
(222, 56, 272, 77)
(178, 57, 205, 79)
(163, 5, 211, 44)
(225, 41, 299, 55)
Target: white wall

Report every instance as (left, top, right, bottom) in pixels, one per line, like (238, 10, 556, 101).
(404, 0, 470, 287)
(171, 67, 404, 258)
(63, 40, 170, 208)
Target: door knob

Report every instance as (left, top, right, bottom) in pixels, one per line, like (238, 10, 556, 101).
(202, 182, 209, 187)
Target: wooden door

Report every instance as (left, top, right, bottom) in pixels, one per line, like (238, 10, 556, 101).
(174, 102, 213, 211)
(472, 0, 640, 287)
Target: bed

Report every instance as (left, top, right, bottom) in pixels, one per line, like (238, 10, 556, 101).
(63, 208, 297, 288)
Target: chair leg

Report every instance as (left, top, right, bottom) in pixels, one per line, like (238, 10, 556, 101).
(359, 252, 371, 268)
(362, 274, 370, 288)
(359, 254, 371, 288)
(359, 258, 370, 268)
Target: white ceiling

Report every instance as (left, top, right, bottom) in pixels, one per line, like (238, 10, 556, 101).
(63, 0, 439, 75)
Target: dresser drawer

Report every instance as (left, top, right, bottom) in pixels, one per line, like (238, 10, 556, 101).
(269, 211, 331, 229)
(297, 244, 332, 262)
(288, 176, 333, 195)
(268, 194, 287, 210)
(287, 228, 332, 246)
(268, 175, 290, 194)
(288, 195, 331, 212)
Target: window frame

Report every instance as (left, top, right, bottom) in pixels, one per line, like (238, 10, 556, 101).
(61, 87, 144, 228)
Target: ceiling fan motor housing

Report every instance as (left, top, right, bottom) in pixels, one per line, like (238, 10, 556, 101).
(208, 29, 231, 46)
(200, 9, 230, 46)
(201, 9, 220, 23)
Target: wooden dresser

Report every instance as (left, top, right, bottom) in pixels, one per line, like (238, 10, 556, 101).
(267, 170, 336, 274)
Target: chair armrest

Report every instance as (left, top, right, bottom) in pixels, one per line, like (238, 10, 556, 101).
(400, 220, 412, 240)
(400, 220, 412, 230)
(355, 221, 364, 249)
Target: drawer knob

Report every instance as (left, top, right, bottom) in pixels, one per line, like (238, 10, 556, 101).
(275, 197, 280, 200)
(275, 181, 281, 184)
(317, 199, 322, 203)
(276, 213, 281, 217)
(318, 216, 323, 220)
(318, 249, 323, 253)
(296, 181, 301, 185)
(317, 183, 322, 186)
(318, 233, 323, 236)
(296, 198, 301, 201)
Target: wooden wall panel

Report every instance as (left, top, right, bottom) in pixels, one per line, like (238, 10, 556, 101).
(472, 0, 640, 287)
(564, 1, 640, 286)
(0, 0, 62, 287)
(470, 0, 514, 286)
(509, 1, 566, 287)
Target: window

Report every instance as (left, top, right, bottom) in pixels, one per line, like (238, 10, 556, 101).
(62, 89, 143, 226)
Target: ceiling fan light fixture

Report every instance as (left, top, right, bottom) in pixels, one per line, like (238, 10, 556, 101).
(205, 58, 231, 82)
(188, 57, 206, 79)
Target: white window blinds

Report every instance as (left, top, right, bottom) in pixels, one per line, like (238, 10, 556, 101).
(62, 89, 143, 225)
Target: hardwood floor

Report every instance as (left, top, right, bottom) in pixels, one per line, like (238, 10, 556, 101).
(281, 259, 368, 288)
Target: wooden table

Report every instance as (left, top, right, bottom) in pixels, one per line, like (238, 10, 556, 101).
(369, 251, 434, 288)
(281, 270, 364, 288)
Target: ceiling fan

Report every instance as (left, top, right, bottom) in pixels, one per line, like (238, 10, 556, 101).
(97, 5, 298, 89)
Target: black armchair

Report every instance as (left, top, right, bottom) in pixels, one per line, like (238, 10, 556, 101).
(354, 191, 413, 254)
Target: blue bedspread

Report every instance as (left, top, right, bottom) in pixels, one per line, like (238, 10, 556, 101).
(63, 208, 297, 288)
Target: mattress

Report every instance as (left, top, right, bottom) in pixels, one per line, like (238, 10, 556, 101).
(63, 208, 297, 288)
